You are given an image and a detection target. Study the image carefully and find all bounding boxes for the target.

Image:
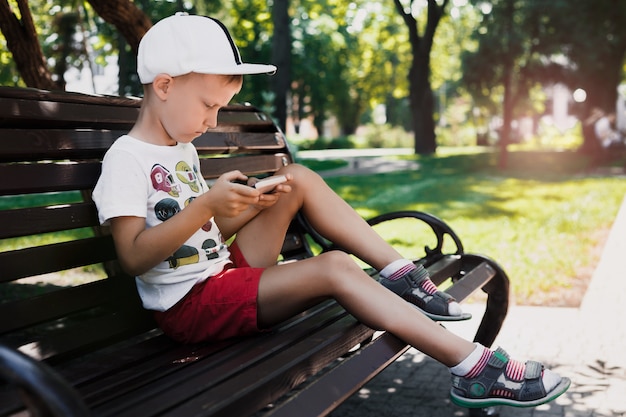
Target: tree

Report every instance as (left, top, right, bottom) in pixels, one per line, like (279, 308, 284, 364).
(462, 0, 626, 160)
(0, 0, 57, 89)
(271, 0, 290, 131)
(392, 0, 450, 155)
(0, 0, 152, 91)
(463, 0, 526, 168)
(290, 0, 363, 137)
(546, 0, 626, 150)
(86, 0, 151, 54)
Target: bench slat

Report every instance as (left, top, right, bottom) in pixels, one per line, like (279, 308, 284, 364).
(17, 305, 154, 363)
(0, 86, 141, 107)
(266, 332, 410, 417)
(199, 153, 291, 178)
(0, 236, 116, 282)
(0, 276, 129, 335)
(194, 131, 285, 151)
(0, 130, 284, 163)
(0, 202, 98, 239)
(159, 316, 373, 417)
(0, 97, 139, 129)
(0, 152, 290, 196)
(0, 162, 101, 195)
(57, 304, 338, 401)
(0, 129, 124, 162)
(92, 305, 370, 417)
(446, 261, 496, 301)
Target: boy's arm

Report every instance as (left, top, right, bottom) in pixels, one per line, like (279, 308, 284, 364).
(110, 171, 261, 276)
(215, 177, 292, 240)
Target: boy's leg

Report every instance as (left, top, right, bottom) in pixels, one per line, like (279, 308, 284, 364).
(256, 252, 569, 408)
(255, 251, 472, 363)
(226, 164, 569, 407)
(232, 164, 467, 320)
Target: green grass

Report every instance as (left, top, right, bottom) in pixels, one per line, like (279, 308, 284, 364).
(310, 149, 626, 307)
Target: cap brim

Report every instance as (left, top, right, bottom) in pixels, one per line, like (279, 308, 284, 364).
(196, 63, 277, 75)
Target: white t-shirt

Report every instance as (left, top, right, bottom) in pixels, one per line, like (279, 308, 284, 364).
(93, 135, 232, 311)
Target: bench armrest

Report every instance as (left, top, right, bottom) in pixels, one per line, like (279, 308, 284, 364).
(0, 345, 89, 417)
(366, 210, 464, 258)
(293, 210, 464, 260)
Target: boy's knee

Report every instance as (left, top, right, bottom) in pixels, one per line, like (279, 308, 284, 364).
(280, 163, 319, 184)
(318, 250, 359, 273)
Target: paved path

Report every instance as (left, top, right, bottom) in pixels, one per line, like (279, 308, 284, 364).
(298, 148, 419, 177)
(303, 149, 626, 417)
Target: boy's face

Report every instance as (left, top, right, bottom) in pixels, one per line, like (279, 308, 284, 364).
(157, 73, 242, 145)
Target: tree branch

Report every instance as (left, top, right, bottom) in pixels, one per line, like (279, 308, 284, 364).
(0, 0, 57, 89)
(86, 0, 152, 53)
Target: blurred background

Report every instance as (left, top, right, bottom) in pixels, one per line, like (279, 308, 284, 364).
(1, 0, 625, 158)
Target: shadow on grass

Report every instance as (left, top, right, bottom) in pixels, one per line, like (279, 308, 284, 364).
(323, 150, 624, 220)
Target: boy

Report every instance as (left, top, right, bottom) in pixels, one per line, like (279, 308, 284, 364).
(93, 13, 570, 409)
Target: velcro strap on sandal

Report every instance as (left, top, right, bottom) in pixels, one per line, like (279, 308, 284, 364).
(487, 347, 509, 369)
(406, 265, 429, 285)
(390, 266, 429, 297)
(524, 360, 543, 379)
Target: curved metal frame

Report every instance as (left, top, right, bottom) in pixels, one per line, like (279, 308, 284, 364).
(366, 210, 465, 258)
(296, 210, 465, 258)
(296, 210, 510, 348)
(0, 344, 89, 417)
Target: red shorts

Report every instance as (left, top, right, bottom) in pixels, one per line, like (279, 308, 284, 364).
(153, 241, 265, 343)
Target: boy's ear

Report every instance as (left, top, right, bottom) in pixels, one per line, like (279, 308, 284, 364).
(151, 74, 173, 99)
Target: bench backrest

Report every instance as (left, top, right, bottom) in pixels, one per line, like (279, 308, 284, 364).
(0, 86, 302, 361)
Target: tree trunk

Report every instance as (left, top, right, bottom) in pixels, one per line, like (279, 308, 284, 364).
(393, 0, 448, 155)
(86, 0, 152, 53)
(498, 60, 513, 169)
(409, 56, 437, 154)
(0, 0, 57, 89)
(271, 0, 291, 132)
(497, 0, 515, 169)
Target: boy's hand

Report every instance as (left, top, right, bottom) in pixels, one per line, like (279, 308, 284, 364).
(205, 171, 292, 217)
(250, 174, 292, 210)
(205, 171, 260, 217)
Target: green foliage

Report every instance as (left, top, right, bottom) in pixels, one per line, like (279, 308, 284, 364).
(290, 135, 355, 151)
(295, 158, 347, 171)
(2, 0, 625, 147)
(289, 123, 414, 150)
(463, 0, 626, 124)
(356, 124, 413, 148)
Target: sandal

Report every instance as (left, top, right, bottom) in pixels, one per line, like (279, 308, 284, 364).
(380, 266, 472, 322)
(450, 347, 571, 408)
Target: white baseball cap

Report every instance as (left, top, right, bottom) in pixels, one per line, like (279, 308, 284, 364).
(137, 13, 277, 84)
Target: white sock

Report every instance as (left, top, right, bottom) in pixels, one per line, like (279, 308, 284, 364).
(379, 259, 415, 280)
(450, 343, 485, 376)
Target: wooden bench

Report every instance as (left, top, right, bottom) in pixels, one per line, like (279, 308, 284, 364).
(0, 86, 509, 417)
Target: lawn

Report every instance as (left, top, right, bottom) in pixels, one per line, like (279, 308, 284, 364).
(300, 148, 626, 307)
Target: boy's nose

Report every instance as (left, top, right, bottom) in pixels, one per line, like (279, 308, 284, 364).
(204, 116, 218, 130)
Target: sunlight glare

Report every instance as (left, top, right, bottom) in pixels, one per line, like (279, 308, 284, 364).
(573, 88, 587, 103)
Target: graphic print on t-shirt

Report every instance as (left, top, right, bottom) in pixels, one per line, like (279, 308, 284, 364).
(175, 161, 201, 193)
(154, 198, 181, 222)
(166, 245, 199, 268)
(150, 164, 181, 197)
(149, 160, 218, 270)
